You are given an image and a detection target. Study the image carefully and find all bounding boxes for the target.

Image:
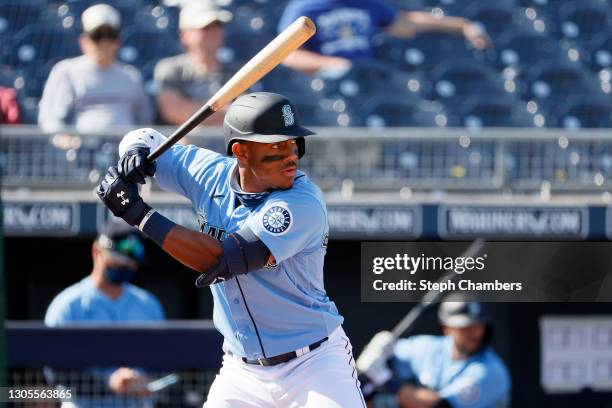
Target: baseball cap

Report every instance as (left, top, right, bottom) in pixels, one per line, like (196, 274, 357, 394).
(438, 300, 491, 328)
(97, 220, 145, 264)
(179, 1, 232, 30)
(81, 4, 121, 33)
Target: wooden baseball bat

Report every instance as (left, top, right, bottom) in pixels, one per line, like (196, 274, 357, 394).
(147, 16, 316, 162)
(390, 239, 487, 339)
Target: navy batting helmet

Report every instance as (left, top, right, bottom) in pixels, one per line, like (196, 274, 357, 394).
(438, 300, 491, 328)
(223, 92, 314, 158)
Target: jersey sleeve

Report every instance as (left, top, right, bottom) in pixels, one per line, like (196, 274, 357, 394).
(244, 192, 327, 264)
(390, 337, 422, 381)
(438, 360, 511, 408)
(155, 144, 228, 208)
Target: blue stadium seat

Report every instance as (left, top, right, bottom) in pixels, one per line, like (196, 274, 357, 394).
(493, 30, 573, 70)
(134, 5, 180, 32)
(425, 0, 518, 17)
(0, 0, 45, 37)
(581, 31, 612, 71)
(14, 60, 56, 100)
(454, 95, 535, 127)
(357, 95, 455, 127)
(554, 1, 610, 44)
(219, 31, 271, 67)
(312, 60, 424, 103)
(373, 32, 483, 72)
(520, 60, 604, 101)
(463, 2, 528, 40)
(550, 97, 612, 128)
(6, 25, 80, 68)
(229, 6, 277, 35)
(428, 59, 509, 102)
(118, 25, 182, 67)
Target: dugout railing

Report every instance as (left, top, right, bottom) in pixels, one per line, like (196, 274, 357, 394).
(3, 126, 612, 192)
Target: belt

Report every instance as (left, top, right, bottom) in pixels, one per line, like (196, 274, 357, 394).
(239, 337, 328, 366)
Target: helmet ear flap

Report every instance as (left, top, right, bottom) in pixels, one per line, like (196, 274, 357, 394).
(296, 137, 305, 158)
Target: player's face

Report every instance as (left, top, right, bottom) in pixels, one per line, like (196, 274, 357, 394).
(181, 22, 224, 57)
(445, 323, 486, 356)
(238, 139, 299, 191)
(79, 27, 120, 68)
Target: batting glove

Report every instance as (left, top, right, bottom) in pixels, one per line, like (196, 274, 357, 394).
(97, 166, 151, 226)
(118, 146, 156, 185)
(356, 331, 395, 387)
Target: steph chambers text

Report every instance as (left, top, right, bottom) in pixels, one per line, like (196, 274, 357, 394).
(373, 279, 523, 292)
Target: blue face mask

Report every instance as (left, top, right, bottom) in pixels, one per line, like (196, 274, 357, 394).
(103, 266, 135, 285)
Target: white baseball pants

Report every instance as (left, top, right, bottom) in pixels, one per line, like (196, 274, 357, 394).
(204, 326, 366, 408)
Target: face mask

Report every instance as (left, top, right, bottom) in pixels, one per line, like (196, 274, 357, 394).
(103, 266, 135, 285)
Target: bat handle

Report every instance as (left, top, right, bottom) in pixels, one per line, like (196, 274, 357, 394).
(147, 104, 216, 162)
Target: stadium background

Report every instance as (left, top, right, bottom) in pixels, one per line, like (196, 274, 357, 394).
(2, 0, 612, 407)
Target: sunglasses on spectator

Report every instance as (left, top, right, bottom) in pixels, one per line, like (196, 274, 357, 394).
(89, 30, 119, 42)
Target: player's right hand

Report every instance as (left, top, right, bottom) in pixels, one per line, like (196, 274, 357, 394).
(118, 146, 156, 184)
(356, 331, 395, 387)
(97, 166, 151, 226)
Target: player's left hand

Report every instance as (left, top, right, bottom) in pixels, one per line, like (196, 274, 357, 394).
(96, 166, 151, 226)
(118, 146, 156, 185)
(463, 23, 492, 50)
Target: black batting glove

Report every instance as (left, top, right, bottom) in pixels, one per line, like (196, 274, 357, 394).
(96, 166, 151, 226)
(118, 146, 156, 185)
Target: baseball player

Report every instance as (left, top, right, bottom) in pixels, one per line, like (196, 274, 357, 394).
(357, 300, 511, 408)
(96, 92, 366, 407)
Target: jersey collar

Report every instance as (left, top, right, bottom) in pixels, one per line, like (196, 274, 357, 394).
(228, 164, 271, 209)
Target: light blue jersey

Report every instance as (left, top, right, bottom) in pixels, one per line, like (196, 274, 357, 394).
(45, 276, 164, 325)
(392, 335, 510, 408)
(155, 144, 343, 360)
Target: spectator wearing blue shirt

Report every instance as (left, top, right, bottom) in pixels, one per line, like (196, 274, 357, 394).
(357, 300, 510, 408)
(278, 0, 491, 74)
(45, 220, 164, 407)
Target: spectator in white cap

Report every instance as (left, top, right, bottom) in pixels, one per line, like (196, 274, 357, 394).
(154, 1, 232, 128)
(38, 3, 152, 133)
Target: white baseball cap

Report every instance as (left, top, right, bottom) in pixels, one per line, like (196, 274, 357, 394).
(82, 4, 121, 33)
(179, 1, 232, 30)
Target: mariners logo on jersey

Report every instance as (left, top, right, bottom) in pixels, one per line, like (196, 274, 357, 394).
(262, 205, 292, 235)
(282, 104, 295, 127)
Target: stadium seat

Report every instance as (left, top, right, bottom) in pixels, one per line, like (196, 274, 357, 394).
(219, 31, 271, 67)
(520, 60, 603, 102)
(549, 97, 612, 128)
(426, 0, 518, 18)
(357, 95, 455, 127)
(118, 25, 182, 67)
(6, 25, 80, 68)
(134, 5, 180, 32)
(454, 95, 535, 128)
(463, 2, 528, 40)
(373, 32, 482, 72)
(428, 59, 509, 102)
(580, 31, 612, 71)
(228, 6, 276, 35)
(493, 30, 573, 70)
(554, 0, 610, 44)
(312, 60, 424, 103)
(0, 0, 45, 37)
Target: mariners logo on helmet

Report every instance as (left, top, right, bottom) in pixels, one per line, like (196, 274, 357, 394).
(263, 206, 292, 235)
(282, 104, 295, 127)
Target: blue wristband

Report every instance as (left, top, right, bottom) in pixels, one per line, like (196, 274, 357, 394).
(139, 209, 175, 247)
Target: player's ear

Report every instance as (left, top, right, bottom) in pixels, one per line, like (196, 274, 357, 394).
(232, 142, 248, 160)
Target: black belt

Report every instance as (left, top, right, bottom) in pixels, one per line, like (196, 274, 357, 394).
(239, 337, 328, 366)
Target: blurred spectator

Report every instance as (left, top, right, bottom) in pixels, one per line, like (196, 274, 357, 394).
(0, 87, 20, 124)
(45, 220, 164, 407)
(153, 1, 232, 127)
(357, 299, 510, 408)
(278, 0, 491, 74)
(38, 4, 152, 133)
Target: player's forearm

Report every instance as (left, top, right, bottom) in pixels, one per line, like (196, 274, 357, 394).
(389, 11, 469, 37)
(161, 224, 223, 272)
(282, 49, 350, 74)
(397, 384, 442, 408)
